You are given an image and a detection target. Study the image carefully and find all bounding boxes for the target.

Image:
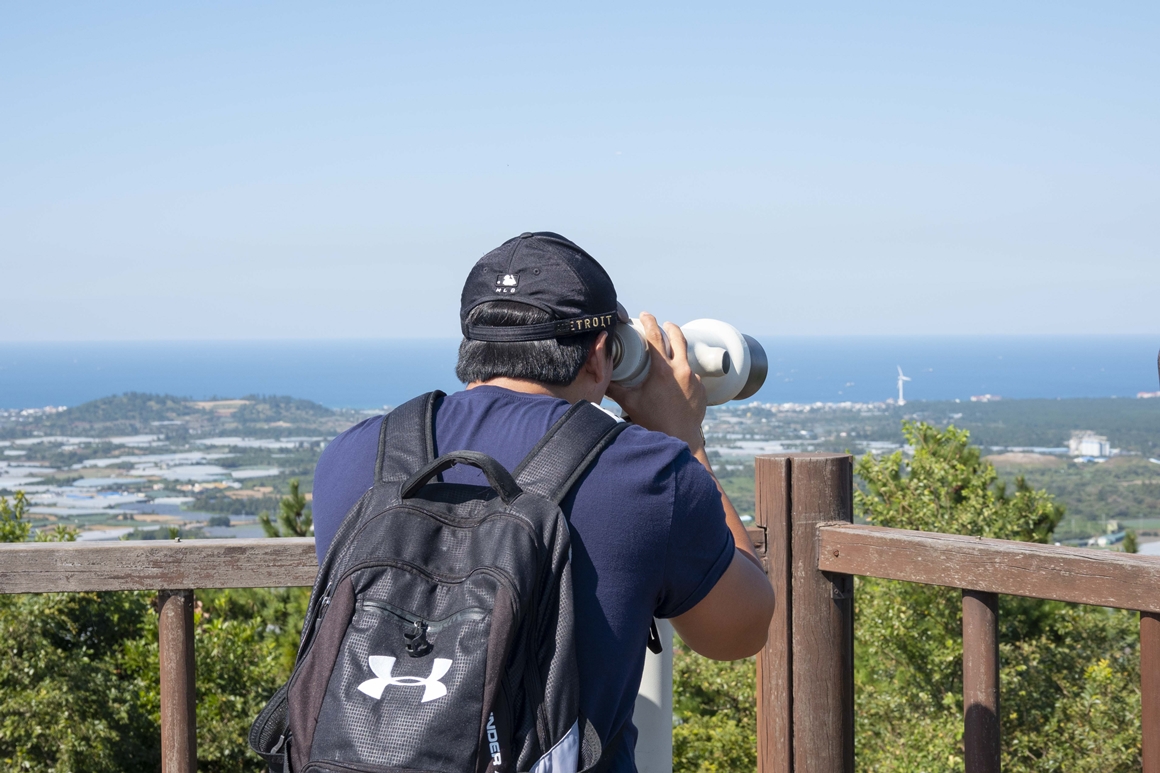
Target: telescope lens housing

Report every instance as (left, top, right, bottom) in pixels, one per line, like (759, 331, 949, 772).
(735, 335, 768, 401)
(610, 317, 768, 405)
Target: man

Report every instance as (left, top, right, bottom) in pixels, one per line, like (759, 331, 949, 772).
(312, 231, 775, 771)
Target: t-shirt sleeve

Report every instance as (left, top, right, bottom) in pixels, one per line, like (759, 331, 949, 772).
(654, 450, 736, 619)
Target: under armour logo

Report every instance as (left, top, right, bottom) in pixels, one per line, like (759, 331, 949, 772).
(358, 656, 452, 703)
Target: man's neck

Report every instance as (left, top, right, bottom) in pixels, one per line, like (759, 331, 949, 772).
(467, 378, 593, 405)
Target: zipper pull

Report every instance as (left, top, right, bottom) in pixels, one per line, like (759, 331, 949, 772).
(315, 582, 335, 627)
(404, 620, 433, 657)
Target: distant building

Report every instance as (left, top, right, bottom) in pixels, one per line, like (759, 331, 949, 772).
(1093, 531, 1126, 548)
(970, 394, 1002, 403)
(1068, 431, 1111, 458)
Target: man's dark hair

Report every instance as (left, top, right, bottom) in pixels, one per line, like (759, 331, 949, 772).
(456, 301, 604, 386)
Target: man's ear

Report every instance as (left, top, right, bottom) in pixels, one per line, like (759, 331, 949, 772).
(585, 331, 613, 386)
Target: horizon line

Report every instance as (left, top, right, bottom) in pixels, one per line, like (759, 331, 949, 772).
(2, 333, 1159, 345)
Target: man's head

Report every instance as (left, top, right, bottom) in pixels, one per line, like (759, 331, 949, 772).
(456, 232, 622, 399)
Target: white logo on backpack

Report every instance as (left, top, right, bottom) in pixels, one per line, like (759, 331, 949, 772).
(357, 656, 452, 703)
(486, 712, 502, 765)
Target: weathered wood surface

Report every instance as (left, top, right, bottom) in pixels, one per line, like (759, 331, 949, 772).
(746, 526, 766, 569)
(1143, 612, 1160, 773)
(159, 590, 197, 773)
(755, 455, 855, 773)
(817, 524, 1160, 613)
(786, 454, 855, 773)
(0, 530, 764, 595)
(755, 456, 792, 773)
(962, 590, 1000, 773)
(0, 538, 319, 594)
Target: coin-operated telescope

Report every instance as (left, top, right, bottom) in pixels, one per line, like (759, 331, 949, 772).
(610, 317, 768, 405)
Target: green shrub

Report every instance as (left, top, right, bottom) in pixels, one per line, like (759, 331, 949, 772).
(853, 423, 1141, 772)
(673, 637, 756, 773)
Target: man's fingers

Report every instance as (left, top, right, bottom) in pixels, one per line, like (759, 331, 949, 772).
(638, 312, 668, 357)
(664, 322, 689, 368)
(639, 313, 675, 359)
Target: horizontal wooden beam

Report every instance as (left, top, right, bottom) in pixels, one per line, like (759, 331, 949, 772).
(0, 538, 319, 594)
(818, 524, 1160, 613)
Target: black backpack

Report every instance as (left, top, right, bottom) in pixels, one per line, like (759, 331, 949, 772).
(250, 391, 629, 773)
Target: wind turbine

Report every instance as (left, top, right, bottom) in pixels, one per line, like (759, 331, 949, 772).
(897, 366, 912, 406)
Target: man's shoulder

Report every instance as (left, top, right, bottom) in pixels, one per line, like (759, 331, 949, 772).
(604, 421, 696, 470)
(317, 390, 697, 483)
(318, 413, 384, 469)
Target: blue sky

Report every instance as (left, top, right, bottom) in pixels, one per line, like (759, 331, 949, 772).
(2, 2, 1157, 340)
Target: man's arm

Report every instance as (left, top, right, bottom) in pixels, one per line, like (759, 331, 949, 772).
(692, 445, 763, 570)
(606, 313, 775, 661)
(671, 446, 774, 660)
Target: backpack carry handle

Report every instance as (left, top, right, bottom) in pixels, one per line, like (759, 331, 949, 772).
(401, 451, 523, 504)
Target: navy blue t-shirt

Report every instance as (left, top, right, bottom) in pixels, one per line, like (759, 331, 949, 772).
(312, 386, 734, 772)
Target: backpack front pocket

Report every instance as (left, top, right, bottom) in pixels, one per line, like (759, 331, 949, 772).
(308, 563, 514, 773)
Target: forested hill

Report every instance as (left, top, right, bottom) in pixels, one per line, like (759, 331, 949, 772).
(1, 392, 359, 439)
(47, 393, 191, 426)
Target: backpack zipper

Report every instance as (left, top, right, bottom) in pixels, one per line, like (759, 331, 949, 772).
(361, 600, 488, 658)
(301, 500, 533, 662)
(336, 556, 520, 602)
(317, 581, 335, 620)
(335, 558, 518, 661)
(359, 599, 488, 632)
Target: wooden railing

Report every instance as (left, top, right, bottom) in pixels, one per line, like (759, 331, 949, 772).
(0, 537, 319, 772)
(2, 452, 1158, 772)
(754, 453, 1160, 773)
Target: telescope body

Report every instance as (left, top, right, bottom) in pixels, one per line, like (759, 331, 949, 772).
(610, 317, 768, 406)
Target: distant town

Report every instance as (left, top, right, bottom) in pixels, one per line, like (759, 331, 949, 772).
(2, 392, 1159, 553)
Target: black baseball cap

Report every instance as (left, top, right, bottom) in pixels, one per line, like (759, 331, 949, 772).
(460, 232, 624, 342)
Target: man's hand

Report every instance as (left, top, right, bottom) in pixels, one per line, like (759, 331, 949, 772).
(607, 315, 774, 659)
(606, 312, 708, 451)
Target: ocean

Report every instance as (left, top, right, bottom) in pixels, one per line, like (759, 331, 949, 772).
(1, 336, 1158, 410)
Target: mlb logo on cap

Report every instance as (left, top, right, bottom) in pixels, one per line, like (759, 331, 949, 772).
(495, 274, 520, 294)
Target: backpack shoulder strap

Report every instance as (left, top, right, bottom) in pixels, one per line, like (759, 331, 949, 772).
(375, 391, 444, 487)
(513, 401, 628, 504)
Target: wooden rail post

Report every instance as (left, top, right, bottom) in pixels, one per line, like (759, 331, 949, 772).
(1144, 611, 1160, 773)
(755, 454, 854, 773)
(158, 589, 197, 773)
(756, 456, 793, 773)
(962, 590, 1000, 773)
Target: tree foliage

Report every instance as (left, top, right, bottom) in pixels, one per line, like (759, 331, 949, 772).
(0, 590, 160, 772)
(854, 422, 1141, 772)
(0, 491, 32, 542)
(673, 637, 756, 773)
(858, 422, 1065, 543)
(259, 478, 312, 538)
(0, 492, 302, 772)
(1, 492, 154, 771)
(122, 590, 300, 772)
